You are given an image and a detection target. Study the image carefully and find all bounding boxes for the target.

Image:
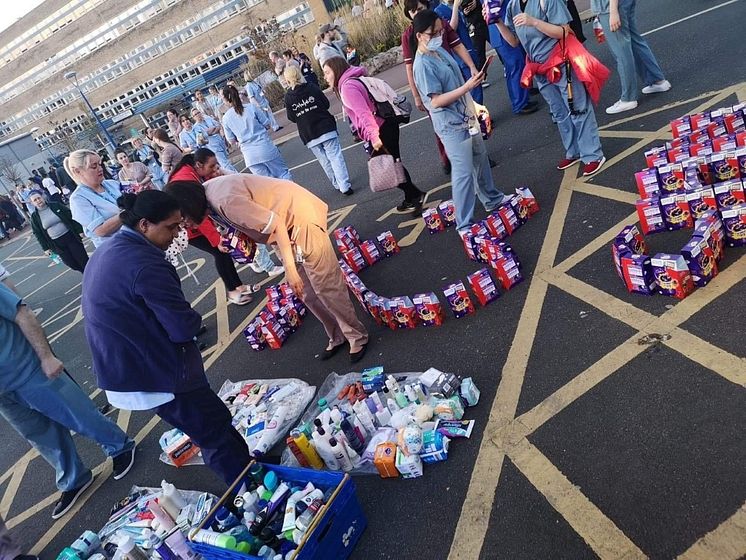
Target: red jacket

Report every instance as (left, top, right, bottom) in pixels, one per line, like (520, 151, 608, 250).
(520, 34, 610, 105)
(169, 164, 222, 245)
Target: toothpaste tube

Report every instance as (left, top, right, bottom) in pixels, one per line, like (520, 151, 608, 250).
(436, 419, 474, 439)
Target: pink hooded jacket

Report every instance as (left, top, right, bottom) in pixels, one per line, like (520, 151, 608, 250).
(338, 65, 385, 145)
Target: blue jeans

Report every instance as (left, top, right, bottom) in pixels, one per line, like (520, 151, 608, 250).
(309, 136, 351, 193)
(537, 67, 604, 164)
(248, 158, 292, 181)
(0, 369, 134, 492)
(598, 0, 666, 102)
(439, 128, 506, 230)
(253, 243, 276, 271)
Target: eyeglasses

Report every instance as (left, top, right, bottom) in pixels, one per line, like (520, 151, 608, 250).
(422, 28, 444, 37)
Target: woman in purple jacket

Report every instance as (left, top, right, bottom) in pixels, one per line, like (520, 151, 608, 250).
(323, 57, 425, 215)
(81, 190, 250, 485)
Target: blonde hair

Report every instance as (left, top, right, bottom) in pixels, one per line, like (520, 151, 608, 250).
(284, 64, 306, 89)
(63, 149, 99, 183)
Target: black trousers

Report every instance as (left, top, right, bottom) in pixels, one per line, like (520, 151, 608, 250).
(155, 387, 251, 486)
(188, 235, 242, 291)
(375, 118, 423, 202)
(53, 231, 89, 273)
(471, 20, 489, 69)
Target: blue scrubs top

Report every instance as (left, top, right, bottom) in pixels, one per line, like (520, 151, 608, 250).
(0, 284, 40, 392)
(69, 179, 122, 247)
(413, 47, 475, 138)
(193, 115, 227, 153)
(504, 0, 572, 63)
(179, 128, 199, 151)
(221, 104, 277, 166)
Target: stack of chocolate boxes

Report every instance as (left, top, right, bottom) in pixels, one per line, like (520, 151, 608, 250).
(633, 102, 746, 248)
(243, 283, 307, 351)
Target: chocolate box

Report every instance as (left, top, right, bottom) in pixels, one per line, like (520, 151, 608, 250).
(724, 110, 745, 134)
(667, 145, 690, 164)
(736, 147, 746, 177)
(482, 213, 508, 239)
(658, 163, 686, 193)
(363, 292, 386, 326)
(636, 197, 666, 234)
(423, 207, 445, 234)
(413, 292, 445, 327)
(243, 318, 268, 352)
(612, 242, 633, 281)
(333, 225, 360, 253)
(515, 187, 540, 216)
(650, 253, 695, 299)
(467, 268, 500, 306)
(507, 195, 529, 224)
(220, 227, 257, 264)
(690, 112, 712, 132)
(712, 134, 738, 153)
(685, 187, 718, 220)
(388, 296, 418, 329)
(720, 203, 746, 247)
(713, 179, 746, 208)
(443, 281, 475, 318)
(693, 222, 725, 263)
(620, 253, 656, 295)
(645, 146, 669, 167)
(710, 153, 741, 182)
(689, 140, 714, 158)
(496, 203, 522, 235)
(660, 193, 693, 230)
(437, 200, 457, 227)
(376, 231, 400, 256)
(681, 236, 718, 287)
(670, 116, 691, 138)
(359, 239, 381, 266)
(635, 168, 660, 198)
(342, 246, 368, 273)
(614, 225, 647, 255)
(491, 254, 524, 290)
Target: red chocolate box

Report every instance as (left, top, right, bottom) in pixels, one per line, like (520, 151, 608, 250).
(482, 213, 508, 239)
(413, 292, 445, 327)
(491, 254, 524, 290)
(342, 246, 368, 273)
(620, 253, 656, 295)
(720, 203, 746, 247)
(635, 168, 660, 198)
(443, 281, 475, 319)
(713, 180, 746, 209)
(467, 268, 500, 306)
(681, 236, 718, 287)
(359, 239, 382, 266)
(650, 253, 695, 299)
(437, 200, 457, 227)
(423, 207, 446, 234)
(376, 231, 400, 256)
(389, 296, 418, 330)
(496, 203, 522, 235)
(515, 187, 540, 216)
(636, 197, 666, 234)
(660, 193, 693, 230)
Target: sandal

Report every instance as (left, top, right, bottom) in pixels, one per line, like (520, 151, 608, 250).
(240, 284, 262, 294)
(228, 292, 253, 305)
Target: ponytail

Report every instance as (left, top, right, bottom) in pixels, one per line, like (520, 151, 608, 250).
(222, 85, 244, 116)
(117, 190, 180, 228)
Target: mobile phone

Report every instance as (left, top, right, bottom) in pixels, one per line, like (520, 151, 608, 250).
(480, 55, 495, 78)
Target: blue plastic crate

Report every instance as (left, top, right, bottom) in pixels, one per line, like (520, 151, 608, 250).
(189, 462, 366, 560)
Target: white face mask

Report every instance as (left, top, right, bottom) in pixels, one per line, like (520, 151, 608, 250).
(426, 36, 443, 51)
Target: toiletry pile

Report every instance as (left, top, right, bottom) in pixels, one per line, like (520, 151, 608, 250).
(281, 367, 480, 479)
(159, 378, 316, 466)
(56, 482, 216, 560)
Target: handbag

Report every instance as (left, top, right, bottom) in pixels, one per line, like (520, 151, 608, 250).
(368, 150, 406, 193)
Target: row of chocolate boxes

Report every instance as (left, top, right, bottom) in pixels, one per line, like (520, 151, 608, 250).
(613, 210, 733, 300)
(243, 284, 309, 351)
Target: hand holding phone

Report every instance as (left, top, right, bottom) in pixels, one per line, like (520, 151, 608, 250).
(481, 55, 495, 78)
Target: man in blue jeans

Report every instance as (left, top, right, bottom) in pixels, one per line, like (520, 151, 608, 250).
(592, 0, 671, 114)
(0, 282, 136, 520)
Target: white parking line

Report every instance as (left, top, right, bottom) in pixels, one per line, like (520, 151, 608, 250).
(642, 0, 742, 36)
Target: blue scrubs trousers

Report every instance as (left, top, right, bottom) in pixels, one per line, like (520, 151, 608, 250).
(489, 25, 531, 113)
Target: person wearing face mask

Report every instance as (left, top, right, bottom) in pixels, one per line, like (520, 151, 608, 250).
(81, 190, 251, 486)
(190, 108, 238, 174)
(413, 10, 507, 231)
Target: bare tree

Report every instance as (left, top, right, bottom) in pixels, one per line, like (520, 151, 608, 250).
(47, 117, 99, 153)
(0, 155, 22, 187)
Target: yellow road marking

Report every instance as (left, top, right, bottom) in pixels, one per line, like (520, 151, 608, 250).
(677, 501, 746, 560)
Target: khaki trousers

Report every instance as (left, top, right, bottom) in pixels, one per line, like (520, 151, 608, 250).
(294, 224, 368, 353)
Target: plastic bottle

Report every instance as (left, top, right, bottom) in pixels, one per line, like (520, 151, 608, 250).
(317, 398, 329, 412)
(259, 527, 281, 549)
(404, 384, 418, 404)
(330, 406, 344, 427)
(295, 498, 323, 532)
(254, 405, 288, 456)
(291, 430, 324, 469)
(387, 397, 400, 413)
(263, 471, 279, 492)
(340, 437, 363, 468)
(249, 463, 265, 484)
(257, 546, 274, 560)
(375, 407, 392, 427)
(414, 384, 427, 404)
(141, 530, 176, 560)
(163, 528, 199, 560)
(118, 536, 148, 560)
(393, 386, 409, 409)
(593, 17, 605, 43)
(49, 252, 62, 265)
(286, 435, 311, 468)
(339, 418, 365, 453)
(214, 506, 240, 531)
(329, 437, 353, 472)
(147, 500, 176, 531)
(160, 481, 186, 520)
(190, 529, 236, 550)
(312, 428, 340, 470)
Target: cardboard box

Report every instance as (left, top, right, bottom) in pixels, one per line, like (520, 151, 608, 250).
(364, 292, 386, 326)
(165, 433, 201, 467)
(491, 254, 524, 290)
(482, 213, 508, 239)
(376, 231, 400, 256)
(713, 179, 746, 208)
(681, 236, 718, 287)
(333, 226, 360, 253)
(636, 197, 666, 234)
(645, 146, 668, 167)
(709, 153, 740, 182)
(515, 187, 540, 216)
(685, 187, 718, 220)
(650, 253, 695, 299)
(243, 318, 267, 352)
(423, 207, 445, 234)
(614, 225, 647, 255)
(660, 193, 693, 230)
(443, 281, 475, 318)
(724, 111, 745, 134)
(720, 203, 746, 247)
(413, 292, 444, 327)
(467, 268, 500, 306)
(712, 134, 738, 153)
(395, 447, 423, 479)
(358, 239, 381, 266)
(219, 227, 257, 264)
(736, 147, 746, 177)
(496, 203, 522, 235)
(689, 140, 714, 158)
(373, 442, 399, 478)
(388, 296, 418, 330)
(342, 247, 368, 273)
(658, 163, 686, 193)
(670, 116, 691, 138)
(635, 168, 660, 198)
(690, 112, 712, 132)
(693, 223, 725, 263)
(437, 200, 457, 227)
(612, 242, 633, 281)
(507, 195, 529, 224)
(620, 253, 656, 295)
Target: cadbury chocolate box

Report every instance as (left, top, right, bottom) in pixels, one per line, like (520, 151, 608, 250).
(376, 231, 400, 256)
(243, 318, 267, 351)
(670, 116, 691, 138)
(657, 163, 686, 193)
(516, 187, 540, 216)
(635, 168, 660, 198)
(342, 246, 368, 272)
(709, 152, 741, 182)
(443, 281, 475, 318)
(612, 242, 633, 281)
(359, 239, 381, 265)
(467, 268, 500, 306)
(681, 236, 718, 287)
(364, 292, 385, 326)
(438, 200, 457, 227)
(736, 147, 746, 177)
(614, 225, 647, 255)
(724, 110, 745, 134)
(713, 179, 746, 208)
(650, 253, 696, 299)
(496, 203, 522, 235)
(645, 146, 668, 167)
(712, 134, 738, 153)
(491, 254, 523, 290)
(333, 225, 360, 252)
(389, 296, 418, 329)
(636, 197, 666, 234)
(720, 203, 746, 247)
(693, 223, 724, 263)
(660, 193, 693, 230)
(685, 187, 718, 220)
(482, 213, 508, 239)
(620, 253, 656, 295)
(413, 292, 445, 327)
(423, 207, 445, 234)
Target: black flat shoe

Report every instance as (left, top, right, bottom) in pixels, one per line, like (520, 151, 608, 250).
(342, 188, 354, 196)
(518, 101, 539, 115)
(320, 343, 345, 360)
(489, 158, 497, 168)
(196, 324, 207, 337)
(396, 200, 416, 211)
(350, 343, 368, 364)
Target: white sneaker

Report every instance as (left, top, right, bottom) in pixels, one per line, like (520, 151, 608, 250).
(267, 265, 285, 277)
(642, 80, 671, 94)
(605, 100, 638, 114)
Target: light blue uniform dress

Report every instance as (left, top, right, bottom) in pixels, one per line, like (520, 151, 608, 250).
(222, 104, 291, 180)
(504, 0, 603, 164)
(178, 127, 199, 152)
(245, 81, 280, 131)
(136, 144, 166, 188)
(414, 46, 506, 231)
(69, 179, 122, 247)
(192, 115, 238, 174)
